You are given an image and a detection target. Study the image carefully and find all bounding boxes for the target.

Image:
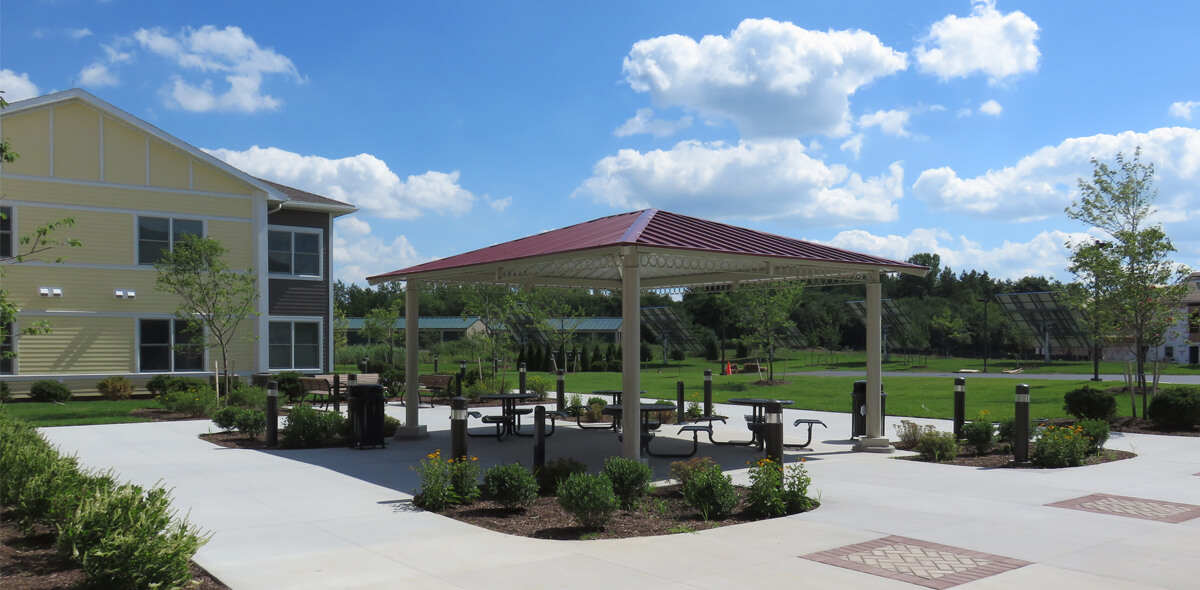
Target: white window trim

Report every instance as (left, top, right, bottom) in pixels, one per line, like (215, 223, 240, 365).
(136, 317, 209, 373)
(268, 317, 324, 371)
(135, 215, 208, 266)
(266, 225, 324, 281)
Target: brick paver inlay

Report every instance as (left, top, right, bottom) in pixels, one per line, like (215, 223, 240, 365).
(1046, 493, 1200, 523)
(801, 536, 1031, 589)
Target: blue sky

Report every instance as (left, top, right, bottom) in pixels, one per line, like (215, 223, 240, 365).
(4, 1, 1199, 286)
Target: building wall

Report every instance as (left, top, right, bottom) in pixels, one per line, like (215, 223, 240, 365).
(266, 208, 333, 372)
(1, 96, 267, 393)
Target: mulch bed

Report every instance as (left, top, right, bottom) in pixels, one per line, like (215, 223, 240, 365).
(0, 508, 228, 590)
(897, 446, 1138, 468)
(437, 485, 812, 540)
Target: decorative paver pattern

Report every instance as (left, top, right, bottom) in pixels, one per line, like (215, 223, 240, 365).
(801, 536, 1031, 589)
(1046, 493, 1200, 523)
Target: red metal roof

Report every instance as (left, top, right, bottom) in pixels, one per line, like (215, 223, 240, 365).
(367, 209, 925, 282)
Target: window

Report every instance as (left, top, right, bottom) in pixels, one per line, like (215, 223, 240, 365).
(139, 319, 204, 372)
(138, 217, 202, 265)
(1, 206, 13, 259)
(269, 321, 321, 370)
(1, 322, 13, 375)
(268, 229, 321, 277)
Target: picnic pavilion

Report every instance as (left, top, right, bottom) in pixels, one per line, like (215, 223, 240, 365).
(366, 209, 928, 459)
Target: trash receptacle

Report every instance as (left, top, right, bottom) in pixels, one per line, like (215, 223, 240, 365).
(851, 380, 887, 438)
(348, 384, 386, 449)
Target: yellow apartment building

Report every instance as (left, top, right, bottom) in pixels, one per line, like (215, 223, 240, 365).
(0, 89, 356, 394)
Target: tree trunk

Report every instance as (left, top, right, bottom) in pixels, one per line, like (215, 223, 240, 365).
(1136, 338, 1147, 418)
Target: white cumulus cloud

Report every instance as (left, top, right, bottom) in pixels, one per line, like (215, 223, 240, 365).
(573, 139, 903, 226)
(614, 108, 693, 137)
(915, 0, 1040, 84)
(332, 217, 425, 285)
(979, 99, 1003, 116)
(622, 18, 907, 138)
(826, 227, 1092, 280)
(206, 145, 478, 220)
(0, 70, 39, 102)
(1169, 100, 1199, 120)
(859, 109, 912, 137)
(913, 127, 1200, 223)
(79, 63, 118, 87)
(68, 28, 93, 40)
(128, 25, 302, 112)
(840, 133, 865, 158)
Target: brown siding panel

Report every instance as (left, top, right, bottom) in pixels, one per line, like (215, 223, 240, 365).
(269, 279, 327, 316)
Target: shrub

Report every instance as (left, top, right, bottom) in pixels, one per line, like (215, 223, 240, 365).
(226, 383, 267, 410)
(526, 375, 550, 399)
(159, 384, 219, 417)
(996, 416, 1033, 448)
(146, 375, 208, 397)
(56, 483, 208, 590)
(1032, 424, 1090, 467)
(681, 463, 738, 521)
(282, 404, 345, 448)
(602, 457, 652, 510)
(746, 458, 814, 517)
(961, 411, 995, 455)
(914, 431, 959, 463)
(534, 457, 587, 496)
(669, 456, 716, 487)
(566, 393, 584, 417)
(703, 336, 719, 361)
(465, 376, 498, 401)
(894, 420, 935, 449)
(1063, 386, 1117, 420)
(211, 406, 240, 431)
(557, 473, 619, 529)
(411, 450, 480, 511)
(96, 376, 134, 401)
(274, 371, 306, 403)
(1146, 386, 1200, 430)
(669, 348, 686, 362)
(1077, 418, 1109, 454)
(483, 463, 539, 509)
(29, 379, 72, 403)
(0, 380, 10, 403)
(380, 369, 405, 396)
(383, 415, 401, 437)
(234, 409, 266, 439)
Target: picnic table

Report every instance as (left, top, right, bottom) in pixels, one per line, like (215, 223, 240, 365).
(601, 402, 676, 455)
(476, 393, 541, 437)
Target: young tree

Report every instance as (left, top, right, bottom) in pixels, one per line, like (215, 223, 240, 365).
(154, 235, 259, 395)
(1065, 149, 1191, 416)
(461, 284, 518, 389)
(929, 308, 970, 357)
(525, 287, 585, 372)
(728, 283, 804, 382)
(360, 302, 402, 368)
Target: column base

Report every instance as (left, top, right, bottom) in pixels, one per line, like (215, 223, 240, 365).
(853, 436, 895, 453)
(393, 425, 429, 440)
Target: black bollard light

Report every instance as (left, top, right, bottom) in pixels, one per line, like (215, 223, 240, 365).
(458, 360, 466, 397)
(953, 377, 966, 439)
(266, 380, 278, 447)
(492, 356, 499, 376)
(703, 369, 713, 417)
(676, 381, 685, 425)
(765, 401, 784, 464)
(519, 362, 527, 395)
(434, 354, 439, 374)
(556, 369, 565, 412)
(533, 406, 546, 469)
(451, 396, 468, 461)
(1014, 384, 1030, 464)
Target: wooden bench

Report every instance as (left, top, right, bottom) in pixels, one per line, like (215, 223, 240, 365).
(417, 374, 454, 407)
(299, 377, 334, 408)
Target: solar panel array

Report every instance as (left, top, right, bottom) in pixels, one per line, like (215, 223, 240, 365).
(640, 306, 703, 354)
(995, 292, 1091, 351)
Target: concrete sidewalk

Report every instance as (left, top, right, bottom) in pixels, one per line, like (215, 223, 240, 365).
(38, 403, 1200, 590)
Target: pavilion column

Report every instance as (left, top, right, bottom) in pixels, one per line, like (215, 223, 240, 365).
(855, 274, 892, 452)
(621, 247, 641, 460)
(395, 281, 428, 440)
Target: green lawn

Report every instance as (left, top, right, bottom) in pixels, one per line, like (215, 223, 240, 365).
(1, 399, 162, 427)
(528, 368, 1107, 421)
